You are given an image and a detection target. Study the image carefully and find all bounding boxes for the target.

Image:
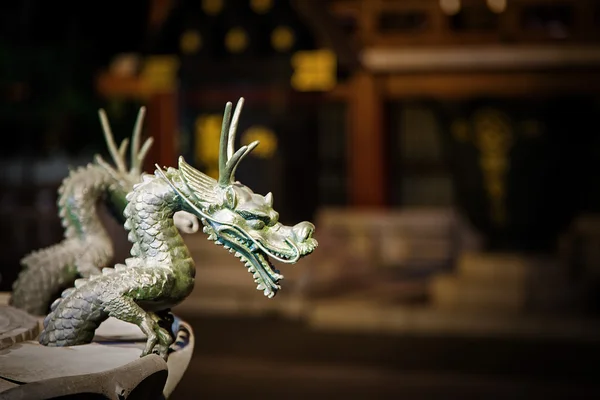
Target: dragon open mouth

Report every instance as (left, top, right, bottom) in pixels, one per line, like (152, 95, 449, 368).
(202, 222, 318, 298)
(203, 224, 300, 298)
(221, 233, 284, 298)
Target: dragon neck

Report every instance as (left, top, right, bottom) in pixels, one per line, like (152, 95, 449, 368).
(123, 174, 192, 267)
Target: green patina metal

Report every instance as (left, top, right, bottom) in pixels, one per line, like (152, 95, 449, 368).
(10, 108, 198, 315)
(39, 98, 318, 359)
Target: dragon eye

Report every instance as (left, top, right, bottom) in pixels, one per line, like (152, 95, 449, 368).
(248, 219, 265, 230)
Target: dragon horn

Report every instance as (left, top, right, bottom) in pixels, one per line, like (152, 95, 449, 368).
(130, 106, 146, 175)
(217, 97, 258, 186)
(227, 97, 244, 160)
(98, 109, 127, 173)
(218, 102, 233, 186)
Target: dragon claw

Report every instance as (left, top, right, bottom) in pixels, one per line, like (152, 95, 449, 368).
(142, 333, 158, 357)
(140, 315, 173, 359)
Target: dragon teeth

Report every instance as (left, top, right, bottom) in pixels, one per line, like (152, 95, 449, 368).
(257, 283, 266, 290)
(253, 272, 260, 279)
(248, 266, 255, 272)
(235, 251, 241, 257)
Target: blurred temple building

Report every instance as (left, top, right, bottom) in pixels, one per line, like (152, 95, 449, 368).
(3, 0, 600, 334)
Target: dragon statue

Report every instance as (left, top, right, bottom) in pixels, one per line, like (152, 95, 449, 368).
(39, 98, 318, 359)
(10, 107, 199, 316)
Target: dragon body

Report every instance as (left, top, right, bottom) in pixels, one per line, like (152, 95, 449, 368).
(39, 98, 317, 359)
(10, 108, 198, 315)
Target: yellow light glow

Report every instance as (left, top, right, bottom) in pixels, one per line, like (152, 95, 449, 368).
(440, 0, 461, 15)
(472, 108, 513, 226)
(225, 27, 249, 53)
(202, 0, 223, 15)
(271, 26, 295, 52)
(250, 0, 272, 14)
(180, 30, 202, 54)
(241, 126, 278, 158)
(140, 56, 180, 92)
(195, 114, 223, 179)
(486, 0, 506, 14)
(291, 49, 337, 92)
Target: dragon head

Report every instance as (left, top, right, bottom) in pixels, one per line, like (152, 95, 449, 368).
(96, 107, 199, 234)
(156, 98, 317, 298)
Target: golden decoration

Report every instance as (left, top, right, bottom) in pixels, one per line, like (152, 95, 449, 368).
(195, 114, 223, 179)
(225, 27, 249, 53)
(472, 108, 513, 226)
(250, 0, 273, 14)
(202, 0, 223, 15)
(241, 126, 278, 158)
(271, 26, 295, 52)
(180, 30, 202, 54)
(140, 56, 180, 93)
(291, 49, 337, 92)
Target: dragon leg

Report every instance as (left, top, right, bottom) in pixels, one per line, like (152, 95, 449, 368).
(103, 296, 173, 359)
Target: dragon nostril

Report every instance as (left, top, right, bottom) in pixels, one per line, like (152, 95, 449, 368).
(293, 221, 314, 242)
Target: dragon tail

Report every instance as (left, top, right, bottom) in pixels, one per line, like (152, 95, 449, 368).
(38, 266, 123, 346)
(10, 240, 79, 315)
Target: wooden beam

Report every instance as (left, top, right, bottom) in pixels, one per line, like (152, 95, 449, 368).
(291, 0, 361, 70)
(96, 73, 150, 99)
(95, 72, 179, 171)
(383, 72, 600, 99)
(362, 45, 600, 73)
(183, 88, 322, 108)
(145, 92, 178, 172)
(348, 71, 386, 207)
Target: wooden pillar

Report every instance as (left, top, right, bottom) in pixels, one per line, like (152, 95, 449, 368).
(96, 73, 179, 172)
(348, 71, 386, 207)
(145, 91, 178, 171)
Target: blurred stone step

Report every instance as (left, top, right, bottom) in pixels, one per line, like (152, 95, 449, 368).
(456, 252, 544, 284)
(174, 288, 306, 319)
(430, 274, 526, 312)
(307, 299, 600, 340)
(379, 236, 453, 268)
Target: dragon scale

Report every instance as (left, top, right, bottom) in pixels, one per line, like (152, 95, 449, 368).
(10, 164, 117, 315)
(10, 108, 198, 315)
(39, 172, 195, 353)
